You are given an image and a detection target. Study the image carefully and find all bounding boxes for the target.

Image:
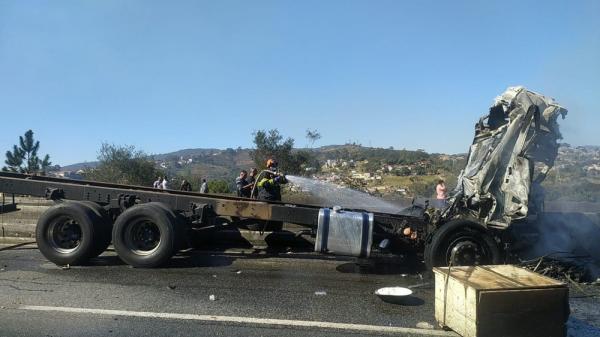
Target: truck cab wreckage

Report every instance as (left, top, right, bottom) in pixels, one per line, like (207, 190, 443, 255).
(0, 87, 567, 270)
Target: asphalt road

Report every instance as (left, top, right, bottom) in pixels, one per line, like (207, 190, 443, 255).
(0, 243, 453, 337)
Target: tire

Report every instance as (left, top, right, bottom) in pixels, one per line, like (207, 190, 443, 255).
(424, 220, 501, 269)
(145, 202, 187, 250)
(112, 202, 180, 268)
(36, 202, 104, 266)
(70, 201, 113, 258)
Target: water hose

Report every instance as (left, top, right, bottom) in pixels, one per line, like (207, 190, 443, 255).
(250, 170, 278, 199)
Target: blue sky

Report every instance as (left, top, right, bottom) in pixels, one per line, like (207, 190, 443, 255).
(1, 1, 599, 166)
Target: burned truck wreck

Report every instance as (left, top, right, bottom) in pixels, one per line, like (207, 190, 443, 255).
(0, 87, 568, 270)
(420, 86, 568, 267)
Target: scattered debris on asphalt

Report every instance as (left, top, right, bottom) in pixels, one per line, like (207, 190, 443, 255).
(209, 294, 216, 301)
(167, 284, 176, 290)
(61, 264, 70, 270)
(314, 290, 327, 296)
(416, 321, 434, 330)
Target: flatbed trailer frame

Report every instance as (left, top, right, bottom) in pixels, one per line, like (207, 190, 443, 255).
(0, 172, 428, 268)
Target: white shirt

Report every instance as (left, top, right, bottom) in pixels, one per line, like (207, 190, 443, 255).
(161, 179, 169, 190)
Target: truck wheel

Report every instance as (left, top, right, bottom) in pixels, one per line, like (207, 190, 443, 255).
(424, 220, 501, 269)
(36, 202, 103, 266)
(112, 203, 180, 268)
(71, 201, 113, 258)
(145, 202, 187, 250)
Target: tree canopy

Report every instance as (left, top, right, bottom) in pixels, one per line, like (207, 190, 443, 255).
(250, 129, 316, 175)
(3, 130, 52, 174)
(83, 143, 161, 186)
(306, 129, 321, 148)
(207, 179, 231, 193)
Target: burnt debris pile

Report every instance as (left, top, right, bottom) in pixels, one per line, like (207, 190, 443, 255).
(519, 212, 600, 283)
(521, 255, 589, 283)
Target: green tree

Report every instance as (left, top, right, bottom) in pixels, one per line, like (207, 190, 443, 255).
(83, 143, 161, 186)
(207, 179, 231, 193)
(3, 130, 52, 174)
(250, 129, 318, 175)
(250, 129, 292, 173)
(4, 145, 24, 172)
(251, 129, 293, 171)
(394, 167, 412, 176)
(306, 129, 321, 148)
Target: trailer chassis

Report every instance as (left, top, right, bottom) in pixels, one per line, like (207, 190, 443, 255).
(0, 172, 428, 267)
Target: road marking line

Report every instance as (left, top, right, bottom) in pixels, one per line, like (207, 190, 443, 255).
(19, 305, 456, 336)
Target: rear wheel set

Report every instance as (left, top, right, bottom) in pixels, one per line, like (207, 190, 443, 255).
(36, 201, 183, 268)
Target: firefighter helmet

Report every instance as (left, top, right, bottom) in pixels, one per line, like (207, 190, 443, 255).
(266, 159, 277, 168)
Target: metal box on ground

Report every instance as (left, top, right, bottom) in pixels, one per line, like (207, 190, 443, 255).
(433, 265, 569, 337)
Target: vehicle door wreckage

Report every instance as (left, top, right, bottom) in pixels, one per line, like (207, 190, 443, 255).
(0, 87, 567, 268)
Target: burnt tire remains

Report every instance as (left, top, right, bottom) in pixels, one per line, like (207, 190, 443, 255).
(425, 220, 501, 268)
(36, 202, 107, 266)
(112, 202, 182, 268)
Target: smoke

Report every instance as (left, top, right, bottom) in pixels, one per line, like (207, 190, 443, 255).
(524, 212, 600, 281)
(285, 175, 405, 213)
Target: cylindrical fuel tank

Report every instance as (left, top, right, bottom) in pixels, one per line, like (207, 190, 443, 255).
(315, 207, 374, 258)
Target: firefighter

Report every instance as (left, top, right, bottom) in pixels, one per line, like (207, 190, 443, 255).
(256, 159, 287, 201)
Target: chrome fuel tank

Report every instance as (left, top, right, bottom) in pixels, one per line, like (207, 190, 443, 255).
(315, 207, 374, 258)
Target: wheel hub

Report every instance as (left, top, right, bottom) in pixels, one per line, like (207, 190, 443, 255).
(449, 240, 483, 265)
(48, 218, 82, 253)
(125, 220, 161, 255)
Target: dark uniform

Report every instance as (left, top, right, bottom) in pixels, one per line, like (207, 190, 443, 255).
(180, 180, 192, 191)
(256, 175, 287, 201)
(236, 176, 250, 198)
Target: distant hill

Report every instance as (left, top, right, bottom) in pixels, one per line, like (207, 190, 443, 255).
(57, 143, 600, 202)
(61, 145, 458, 172)
(60, 161, 99, 171)
(58, 145, 465, 188)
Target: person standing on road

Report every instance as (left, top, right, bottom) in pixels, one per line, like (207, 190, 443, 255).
(434, 179, 447, 209)
(161, 176, 169, 190)
(153, 176, 162, 189)
(247, 168, 258, 185)
(180, 179, 192, 192)
(247, 168, 258, 198)
(200, 178, 208, 193)
(256, 159, 287, 201)
(236, 170, 252, 197)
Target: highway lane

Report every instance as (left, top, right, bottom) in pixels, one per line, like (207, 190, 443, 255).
(0, 244, 450, 337)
